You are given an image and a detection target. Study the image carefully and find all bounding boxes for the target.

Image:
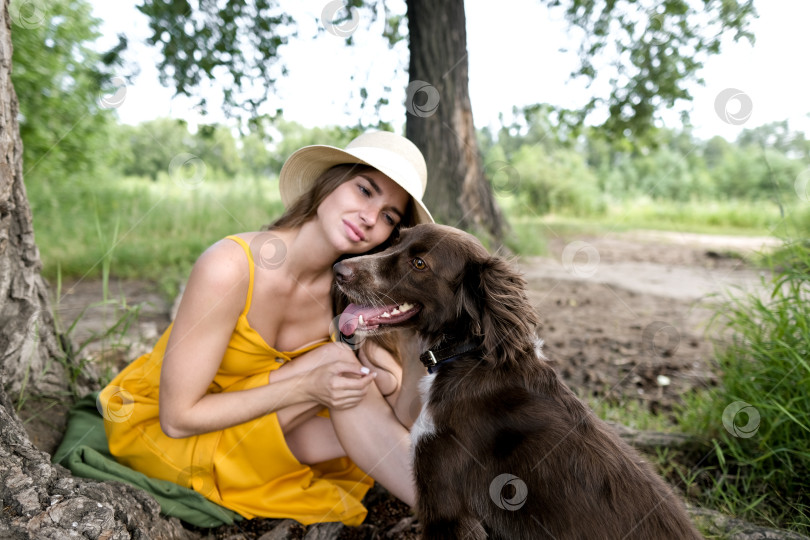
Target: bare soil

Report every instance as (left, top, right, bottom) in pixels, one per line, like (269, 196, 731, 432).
(524, 229, 774, 414)
(20, 229, 777, 538)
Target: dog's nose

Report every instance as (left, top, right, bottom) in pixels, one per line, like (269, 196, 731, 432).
(333, 261, 354, 284)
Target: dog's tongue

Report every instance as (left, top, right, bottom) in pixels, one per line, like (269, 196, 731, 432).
(339, 302, 422, 335)
(339, 303, 393, 335)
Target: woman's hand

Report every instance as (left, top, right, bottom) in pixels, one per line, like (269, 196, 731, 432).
(272, 342, 377, 411)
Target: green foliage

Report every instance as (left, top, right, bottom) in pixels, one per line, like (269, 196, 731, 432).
(737, 120, 810, 159)
(263, 119, 362, 173)
(555, 0, 757, 143)
(484, 104, 810, 219)
(484, 106, 604, 218)
(112, 119, 245, 180)
(710, 146, 807, 203)
(192, 123, 242, 177)
(113, 119, 195, 179)
(505, 145, 604, 217)
(100, 117, 364, 183)
(11, 0, 126, 183)
(240, 130, 276, 178)
(137, 0, 294, 117)
(677, 239, 810, 533)
(135, 0, 756, 141)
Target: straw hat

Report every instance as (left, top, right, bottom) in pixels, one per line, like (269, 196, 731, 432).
(278, 131, 433, 224)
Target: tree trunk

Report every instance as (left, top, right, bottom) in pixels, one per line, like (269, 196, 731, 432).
(0, 2, 64, 403)
(0, 3, 193, 537)
(405, 0, 505, 245)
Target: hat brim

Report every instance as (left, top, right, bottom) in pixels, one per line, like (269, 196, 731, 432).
(279, 145, 434, 225)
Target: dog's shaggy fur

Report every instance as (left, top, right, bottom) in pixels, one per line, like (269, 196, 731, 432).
(334, 223, 702, 540)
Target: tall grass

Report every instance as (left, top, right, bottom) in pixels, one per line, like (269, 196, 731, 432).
(28, 173, 285, 293)
(600, 198, 791, 234)
(677, 239, 810, 533)
(30, 173, 791, 290)
(502, 197, 792, 256)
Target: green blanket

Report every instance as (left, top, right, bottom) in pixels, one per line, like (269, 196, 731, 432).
(52, 392, 242, 528)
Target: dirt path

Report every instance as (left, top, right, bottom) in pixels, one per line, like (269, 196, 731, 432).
(522, 230, 774, 413)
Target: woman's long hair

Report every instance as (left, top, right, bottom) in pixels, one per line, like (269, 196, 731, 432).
(265, 163, 418, 233)
(265, 163, 418, 323)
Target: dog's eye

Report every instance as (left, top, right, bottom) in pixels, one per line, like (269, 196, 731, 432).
(411, 257, 427, 271)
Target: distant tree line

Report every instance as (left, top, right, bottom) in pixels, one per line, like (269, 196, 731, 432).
(479, 105, 810, 216)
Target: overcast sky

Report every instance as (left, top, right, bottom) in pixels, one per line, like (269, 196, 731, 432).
(88, 0, 810, 141)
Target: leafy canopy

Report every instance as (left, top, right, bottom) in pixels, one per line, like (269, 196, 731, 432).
(11, 0, 127, 182)
(137, 0, 756, 142)
(556, 0, 756, 140)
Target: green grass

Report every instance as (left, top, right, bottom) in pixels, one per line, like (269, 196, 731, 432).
(597, 198, 794, 235)
(584, 395, 677, 433)
(674, 239, 810, 534)
(502, 197, 799, 256)
(29, 173, 285, 295)
(31, 175, 791, 286)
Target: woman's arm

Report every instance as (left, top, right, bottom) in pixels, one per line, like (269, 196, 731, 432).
(158, 240, 373, 438)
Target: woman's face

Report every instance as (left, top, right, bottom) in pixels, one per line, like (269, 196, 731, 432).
(317, 169, 410, 255)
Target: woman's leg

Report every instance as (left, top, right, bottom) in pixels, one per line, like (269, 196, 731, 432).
(283, 415, 346, 464)
(329, 382, 415, 506)
(269, 354, 332, 433)
(269, 349, 415, 506)
(284, 383, 415, 505)
(269, 353, 352, 464)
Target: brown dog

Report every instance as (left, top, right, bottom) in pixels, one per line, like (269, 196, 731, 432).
(334, 223, 702, 540)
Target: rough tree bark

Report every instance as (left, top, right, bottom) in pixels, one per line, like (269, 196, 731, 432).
(0, 1, 63, 404)
(405, 0, 505, 246)
(0, 3, 191, 537)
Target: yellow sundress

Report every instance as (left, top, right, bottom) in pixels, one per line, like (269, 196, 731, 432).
(99, 235, 374, 525)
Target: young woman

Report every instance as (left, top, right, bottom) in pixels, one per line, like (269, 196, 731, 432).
(99, 131, 433, 526)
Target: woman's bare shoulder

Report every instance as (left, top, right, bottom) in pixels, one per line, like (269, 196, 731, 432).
(181, 237, 252, 312)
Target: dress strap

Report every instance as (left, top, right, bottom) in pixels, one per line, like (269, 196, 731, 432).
(224, 235, 255, 314)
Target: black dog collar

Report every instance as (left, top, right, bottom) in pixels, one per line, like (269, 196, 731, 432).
(419, 340, 480, 374)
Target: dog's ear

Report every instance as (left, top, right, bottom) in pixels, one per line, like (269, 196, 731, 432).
(456, 261, 485, 337)
(475, 256, 540, 364)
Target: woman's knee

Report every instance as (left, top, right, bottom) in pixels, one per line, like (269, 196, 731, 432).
(284, 416, 345, 464)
